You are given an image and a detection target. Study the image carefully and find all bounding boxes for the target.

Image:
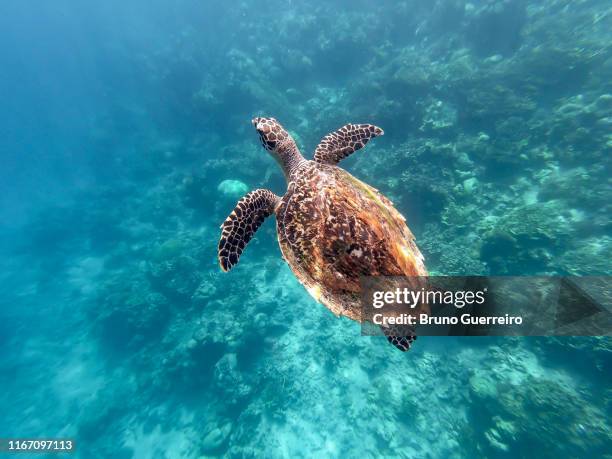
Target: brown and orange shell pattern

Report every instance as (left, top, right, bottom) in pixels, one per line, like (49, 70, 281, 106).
(276, 161, 427, 322)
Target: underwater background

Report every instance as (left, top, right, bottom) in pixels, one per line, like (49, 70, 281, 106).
(0, 0, 610, 457)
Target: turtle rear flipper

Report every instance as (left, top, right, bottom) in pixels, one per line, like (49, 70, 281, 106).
(381, 325, 417, 352)
(314, 123, 384, 165)
(218, 189, 279, 272)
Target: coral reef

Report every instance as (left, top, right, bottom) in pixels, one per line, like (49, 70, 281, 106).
(1, 0, 610, 458)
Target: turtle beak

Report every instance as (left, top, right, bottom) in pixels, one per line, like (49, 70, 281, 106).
(252, 117, 261, 128)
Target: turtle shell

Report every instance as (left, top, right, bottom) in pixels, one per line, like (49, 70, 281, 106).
(276, 161, 427, 321)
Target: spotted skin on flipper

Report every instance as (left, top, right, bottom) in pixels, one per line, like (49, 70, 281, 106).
(218, 189, 279, 272)
(314, 123, 384, 165)
(382, 325, 417, 352)
(386, 334, 417, 352)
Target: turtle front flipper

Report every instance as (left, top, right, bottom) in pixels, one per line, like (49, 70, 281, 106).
(314, 123, 384, 165)
(218, 189, 279, 272)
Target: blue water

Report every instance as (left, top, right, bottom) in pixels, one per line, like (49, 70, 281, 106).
(0, 1, 610, 457)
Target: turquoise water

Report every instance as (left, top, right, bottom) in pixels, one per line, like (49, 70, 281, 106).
(0, 1, 610, 457)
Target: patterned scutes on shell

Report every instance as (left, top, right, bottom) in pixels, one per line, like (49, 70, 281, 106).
(276, 161, 427, 321)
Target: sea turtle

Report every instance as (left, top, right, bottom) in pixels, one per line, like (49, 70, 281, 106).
(218, 117, 428, 351)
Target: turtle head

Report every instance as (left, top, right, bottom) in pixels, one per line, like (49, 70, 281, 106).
(252, 117, 291, 153)
(252, 117, 304, 179)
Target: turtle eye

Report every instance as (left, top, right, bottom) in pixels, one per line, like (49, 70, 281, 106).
(255, 122, 268, 135)
(260, 136, 276, 151)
